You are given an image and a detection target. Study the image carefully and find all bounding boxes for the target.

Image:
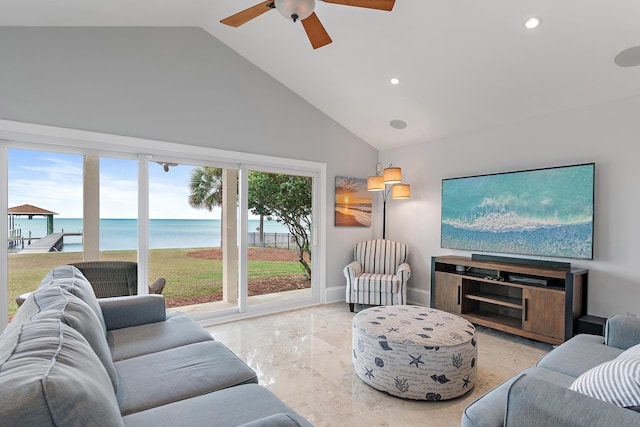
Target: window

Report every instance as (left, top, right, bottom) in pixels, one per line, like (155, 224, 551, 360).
(1, 123, 326, 329)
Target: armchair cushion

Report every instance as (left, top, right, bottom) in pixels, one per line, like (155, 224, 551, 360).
(354, 239, 408, 275)
(353, 273, 400, 293)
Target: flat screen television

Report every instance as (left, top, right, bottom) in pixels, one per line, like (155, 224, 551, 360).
(441, 163, 595, 260)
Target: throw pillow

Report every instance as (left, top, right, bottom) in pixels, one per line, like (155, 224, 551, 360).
(570, 356, 640, 410)
(618, 343, 640, 360)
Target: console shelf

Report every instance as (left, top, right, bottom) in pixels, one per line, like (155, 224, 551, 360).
(465, 292, 522, 310)
(431, 255, 588, 345)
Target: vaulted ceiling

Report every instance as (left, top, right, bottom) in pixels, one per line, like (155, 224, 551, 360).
(2, 1, 640, 150)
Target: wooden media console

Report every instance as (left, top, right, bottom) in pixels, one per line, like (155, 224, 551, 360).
(430, 255, 588, 345)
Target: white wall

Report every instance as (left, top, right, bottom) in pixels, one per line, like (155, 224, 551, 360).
(381, 95, 640, 317)
(0, 27, 377, 298)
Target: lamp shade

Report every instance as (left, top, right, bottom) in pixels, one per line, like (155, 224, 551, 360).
(383, 167, 402, 184)
(367, 175, 385, 191)
(391, 184, 411, 199)
(274, 0, 315, 22)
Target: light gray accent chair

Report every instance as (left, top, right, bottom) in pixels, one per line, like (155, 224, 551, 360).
(344, 239, 410, 312)
(462, 315, 640, 426)
(0, 265, 312, 427)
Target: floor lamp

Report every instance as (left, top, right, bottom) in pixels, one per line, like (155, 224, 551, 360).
(367, 165, 411, 239)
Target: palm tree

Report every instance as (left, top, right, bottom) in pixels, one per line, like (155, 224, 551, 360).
(189, 167, 223, 210)
(189, 166, 223, 246)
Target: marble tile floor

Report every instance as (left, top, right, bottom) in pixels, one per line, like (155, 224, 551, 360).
(205, 303, 553, 427)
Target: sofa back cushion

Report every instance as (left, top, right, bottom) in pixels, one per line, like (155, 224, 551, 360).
(0, 319, 124, 427)
(38, 265, 107, 333)
(11, 286, 118, 392)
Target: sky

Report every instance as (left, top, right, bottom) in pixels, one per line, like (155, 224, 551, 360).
(8, 149, 223, 219)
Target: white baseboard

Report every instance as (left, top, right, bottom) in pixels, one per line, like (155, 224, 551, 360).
(408, 287, 430, 307)
(325, 285, 345, 304)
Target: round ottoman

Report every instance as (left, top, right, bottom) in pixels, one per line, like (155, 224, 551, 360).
(352, 305, 477, 401)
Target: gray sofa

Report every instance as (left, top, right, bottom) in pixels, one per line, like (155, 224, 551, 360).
(462, 315, 640, 426)
(0, 265, 312, 427)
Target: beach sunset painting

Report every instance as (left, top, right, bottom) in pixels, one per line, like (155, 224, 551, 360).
(335, 176, 372, 227)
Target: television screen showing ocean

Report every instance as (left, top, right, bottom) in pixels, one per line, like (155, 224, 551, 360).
(9, 218, 290, 252)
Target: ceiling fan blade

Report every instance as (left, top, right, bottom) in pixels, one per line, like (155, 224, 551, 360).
(321, 0, 395, 11)
(301, 12, 333, 49)
(220, 1, 274, 27)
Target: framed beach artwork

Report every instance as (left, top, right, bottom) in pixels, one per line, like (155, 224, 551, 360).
(335, 176, 372, 227)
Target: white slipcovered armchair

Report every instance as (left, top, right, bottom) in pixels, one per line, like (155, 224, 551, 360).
(344, 239, 411, 312)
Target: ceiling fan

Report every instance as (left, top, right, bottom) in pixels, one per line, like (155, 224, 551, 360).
(220, 0, 396, 49)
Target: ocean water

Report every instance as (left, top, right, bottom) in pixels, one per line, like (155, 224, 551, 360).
(10, 218, 289, 252)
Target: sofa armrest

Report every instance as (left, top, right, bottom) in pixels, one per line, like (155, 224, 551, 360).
(397, 262, 411, 283)
(343, 261, 362, 281)
(237, 413, 303, 427)
(98, 294, 166, 331)
(604, 315, 640, 350)
(504, 374, 640, 426)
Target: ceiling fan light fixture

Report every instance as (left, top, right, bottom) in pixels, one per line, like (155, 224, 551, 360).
(275, 0, 315, 22)
(524, 16, 542, 30)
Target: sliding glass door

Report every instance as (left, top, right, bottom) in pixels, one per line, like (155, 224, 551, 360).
(148, 161, 240, 316)
(1, 126, 325, 329)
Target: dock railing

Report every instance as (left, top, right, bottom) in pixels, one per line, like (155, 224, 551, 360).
(8, 228, 22, 248)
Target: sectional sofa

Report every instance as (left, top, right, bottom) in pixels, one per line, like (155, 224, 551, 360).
(462, 315, 640, 426)
(0, 265, 312, 427)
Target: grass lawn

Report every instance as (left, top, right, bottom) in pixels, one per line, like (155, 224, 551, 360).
(7, 248, 304, 316)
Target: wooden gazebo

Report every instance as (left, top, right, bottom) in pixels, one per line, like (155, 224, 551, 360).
(8, 204, 59, 236)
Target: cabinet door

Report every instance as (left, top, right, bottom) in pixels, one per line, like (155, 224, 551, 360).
(433, 272, 462, 314)
(522, 287, 565, 340)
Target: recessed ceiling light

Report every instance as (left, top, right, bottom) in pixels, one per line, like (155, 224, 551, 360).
(390, 119, 407, 130)
(524, 17, 542, 30)
(615, 46, 640, 67)
(390, 78, 400, 85)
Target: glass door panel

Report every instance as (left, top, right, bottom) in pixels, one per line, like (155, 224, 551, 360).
(7, 149, 84, 321)
(148, 162, 239, 316)
(246, 170, 313, 307)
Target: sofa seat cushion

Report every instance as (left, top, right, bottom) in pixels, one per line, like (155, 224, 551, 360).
(10, 286, 118, 392)
(536, 334, 623, 378)
(461, 366, 576, 427)
(115, 340, 258, 415)
(38, 265, 107, 334)
(122, 384, 311, 427)
(108, 313, 214, 361)
(0, 319, 124, 427)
